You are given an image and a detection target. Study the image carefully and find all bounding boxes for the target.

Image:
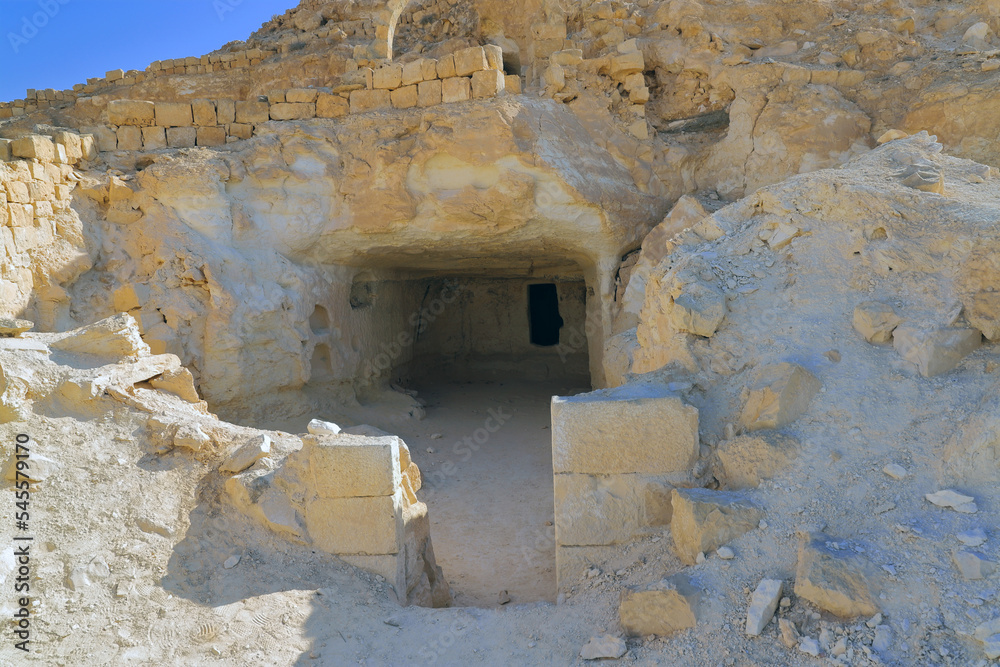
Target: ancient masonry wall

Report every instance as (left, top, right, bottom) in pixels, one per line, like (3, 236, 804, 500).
(82, 45, 517, 153)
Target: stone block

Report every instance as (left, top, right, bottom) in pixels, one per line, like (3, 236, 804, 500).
(794, 531, 880, 618)
(441, 77, 472, 103)
(401, 60, 425, 86)
(853, 301, 901, 343)
(349, 89, 391, 113)
(390, 85, 418, 109)
(302, 433, 402, 498)
(718, 432, 799, 489)
(235, 101, 269, 124)
(505, 74, 522, 94)
(228, 123, 252, 140)
(285, 88, 318, 103)
(483, 44, 503, 70)
(191, 99, 217, 126)
(967, 292, 1000, 341)
(739, 363, 820, 431)
(196, 127, 227, 147)
(107, 99, 155, 126)
(141, 126, 166, 150)
(339, 553, 405, 597)
(620, 574, 701, 636)
(421, 59, 438, 80)
(0, 139, 11, 161)
(80, 134, 98, 160)
(417, 80, 442, 107)
(217, 99, 236, 124)
(6, 181, 29, 204)
(166, 127, 197, 148)
(155, 102, 193, 127)
(471, 69, 505, 98)
(269, 102, 316, 120)
(671, 281, 726, 336)
(116, 126, 142, 151)
(12, 135, 56, 161)
(316, 92, 349, 118)
(453, 46, 488, 76)
(671, 487, 764, 565)
(893, 325, 982, 377)
(552, 386, 699, 475)
(436, 54, 456, 79)
(304, 492, 403, 555)
(609, 51, 645, 80)
(373, 63, 403, 89)
(52, 131, 82, 163)
(554, 473, 674, 546)
(746, 579, 783, 636)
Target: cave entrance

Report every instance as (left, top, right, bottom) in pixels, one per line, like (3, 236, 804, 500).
(350, 272, 591, 606)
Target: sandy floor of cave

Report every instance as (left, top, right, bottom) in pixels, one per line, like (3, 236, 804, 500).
(390, 378, 589, 607)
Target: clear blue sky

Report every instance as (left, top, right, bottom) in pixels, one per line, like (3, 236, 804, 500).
(0, 0, 294, 101)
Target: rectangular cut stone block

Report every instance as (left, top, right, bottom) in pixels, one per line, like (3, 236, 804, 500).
(155, 102, 193, 127)
(552, 386, 699, 474)
(227, 123, 252, 140)
(453, 46, 488, 76)
(441, 77, 471, 103)
(52, 131, 82, 163)
(316, 92, 349, 118)
(141, 126, 166, 150)
(349, 89, 391, 113)
(166, 127, 196, 148)
(285, 88, 318, 103)
(192, 99, 217, 126)
(196, 127, 226, 147)
(373, 63, 403, 89)
(554, 473, 675, 546)
(304, 434, 402, 498)
(483, 44, 503, 70)
(390, 85, 418, 109)
(116, 126, 142, 151)
(505, 74, 522, 94)
(235, 101, 269, 124)
(12, 135, 56, 161)
(269, 102, 316, 120)
(421, 59, 438, 80)
(472, 69, 505, 98)
(436, 54, 456, 79)
(418, 80, 442, 107)
(107, 99, 155, 126)
(401, 59, 425, 86)
(305, 492, 403, 555)
(0, 139, 11, 161)
(217, 99, 236, 124)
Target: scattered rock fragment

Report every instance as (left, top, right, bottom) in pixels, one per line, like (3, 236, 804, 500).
(778, 618, 800, 648)
(619, 574, 700, 636)
(877, 129, 908, 144)
(799, 636, 821, 656)
(739, 363, 821, 431)
(173, 423, 212, 452)
(220, 434, 272, 474)
(0, 318, 33, 337)
(671, 488, 765, 565)
(958, 528, 987, 547)
(307, 419, 342, 436)
(975, 619, 1000, 659)
(717, 546, 735, 560)
(882, 463, 907, 480)
(893, 325, 982, 377)
(580, 635, 627, 660)
(745, 578, 783, 636)
(223, 555, 241, 569)
(670, 281, 727, 337)
(794, 532, 880, 618)
(873, 625, 893, 653)
(925, 489, 977, 513)
(896, 161, 944, 194)
(717, 431, 800, 489)
(853, 301, 902, 344)
(952, 550, 995, 580)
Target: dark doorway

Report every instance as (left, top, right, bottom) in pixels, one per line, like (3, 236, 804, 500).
(528, 283, 564, 346)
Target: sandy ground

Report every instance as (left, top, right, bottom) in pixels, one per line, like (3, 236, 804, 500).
(387, 379, 587, 607)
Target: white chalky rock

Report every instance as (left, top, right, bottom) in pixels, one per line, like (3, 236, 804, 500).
(223, 555, 241, 569)
(958, 528, 987, 547)
(799, 636, 821, 656)
(579, 635, 626, 660)
(220, 434, 272, 474)
(717, 546, 735, 560)
(882, 464, 907, 480)
(953, 550, 995, 580)
(873, 625, 893, 652)
(307, 419, 342, 436)
(925, 489, 977, 513)
(746, 578, 783, 636)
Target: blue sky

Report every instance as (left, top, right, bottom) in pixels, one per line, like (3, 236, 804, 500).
(0, 0, 293, 101)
